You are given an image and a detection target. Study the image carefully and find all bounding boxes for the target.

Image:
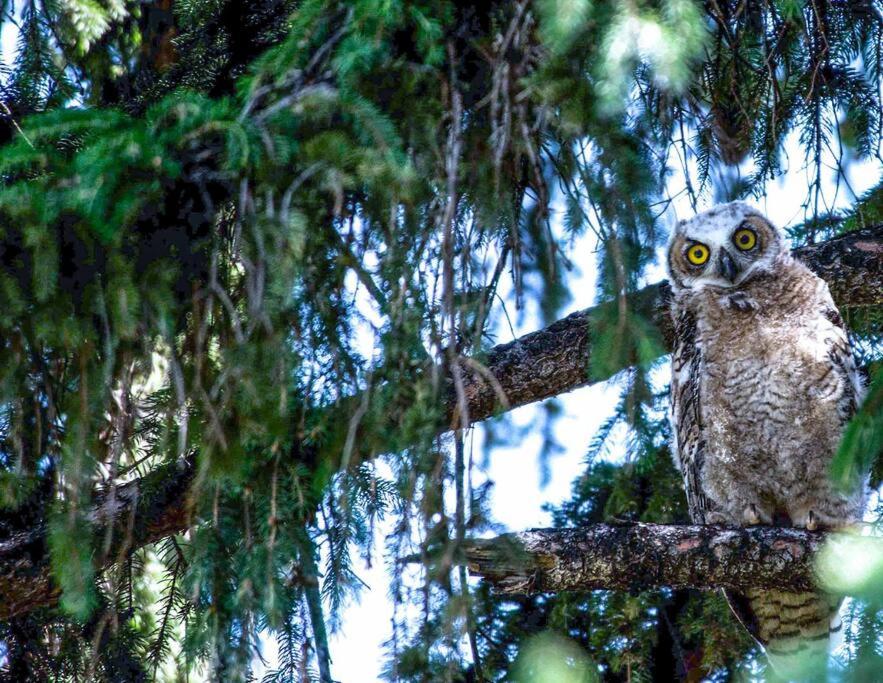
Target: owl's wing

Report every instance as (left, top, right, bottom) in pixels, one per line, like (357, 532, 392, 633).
(669, 305, 711, 524)
(824, 304, 866, 425)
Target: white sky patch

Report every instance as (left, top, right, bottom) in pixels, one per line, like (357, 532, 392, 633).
(0, 3, 20, 80)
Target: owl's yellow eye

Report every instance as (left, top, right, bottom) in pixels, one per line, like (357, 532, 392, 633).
(686, 243, 710, 266)
(733, 227, 757, 251)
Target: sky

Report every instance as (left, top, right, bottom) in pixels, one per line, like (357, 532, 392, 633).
(1, 11, 880, 682)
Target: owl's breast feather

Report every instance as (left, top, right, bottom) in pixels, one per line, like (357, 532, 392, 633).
(692, 268, 853, 498)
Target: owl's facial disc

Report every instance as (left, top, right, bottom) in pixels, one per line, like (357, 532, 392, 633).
(666, 202, 783, 292)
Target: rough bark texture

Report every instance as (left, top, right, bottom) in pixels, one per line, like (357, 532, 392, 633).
(464, 523, 868, 594)
(454, 282, 669, 425)
(0, 227, 880, 620)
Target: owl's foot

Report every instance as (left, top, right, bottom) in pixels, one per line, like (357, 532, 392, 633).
(795, 509, 842, 531)
(744, 504, 761, 526)
(745, 503, 774, 526)
(703, 511, 730, 526)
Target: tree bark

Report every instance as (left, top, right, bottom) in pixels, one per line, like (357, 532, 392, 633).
(463, 523, 873, 594)
(0, 226, 880, 620)
(0, 458, 194, 621)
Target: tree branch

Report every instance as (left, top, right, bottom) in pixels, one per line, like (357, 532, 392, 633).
(464, 523, 874, 594)
(0, 458, 194, 621)
(0, 227, 880, 620)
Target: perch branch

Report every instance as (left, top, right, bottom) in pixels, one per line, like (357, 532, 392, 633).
(0, 458, 194, 621)
(464, 523, 874, 594)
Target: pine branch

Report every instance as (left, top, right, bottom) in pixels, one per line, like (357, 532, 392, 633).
(301, 536, 333, 683)
(463, 523, 876, 594)
(0, 227, 880, 620)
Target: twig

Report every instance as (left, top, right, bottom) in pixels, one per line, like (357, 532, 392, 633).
(0, 101, 34, 149)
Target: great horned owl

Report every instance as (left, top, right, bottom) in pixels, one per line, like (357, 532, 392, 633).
(666, 201, 866, 676)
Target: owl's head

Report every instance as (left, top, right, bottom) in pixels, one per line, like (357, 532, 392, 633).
(666, 201, 785, 292)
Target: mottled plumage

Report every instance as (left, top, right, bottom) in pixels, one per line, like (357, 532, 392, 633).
(666, 202, 866, 676)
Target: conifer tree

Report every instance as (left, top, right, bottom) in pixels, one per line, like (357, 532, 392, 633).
(0, 1, 880, 681)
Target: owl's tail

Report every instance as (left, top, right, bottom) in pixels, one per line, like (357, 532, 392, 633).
(725, 588, 841, 681)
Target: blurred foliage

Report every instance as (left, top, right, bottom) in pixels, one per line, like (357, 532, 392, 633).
(0, 0, 879, 681)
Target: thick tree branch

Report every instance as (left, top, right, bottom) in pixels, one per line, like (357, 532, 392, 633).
(464, 523, 875, 594)
(0, 459, 194, 621)
(0, 227, 880, 620)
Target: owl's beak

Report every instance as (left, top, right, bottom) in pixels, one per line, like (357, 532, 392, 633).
(718, 249, 739, 282)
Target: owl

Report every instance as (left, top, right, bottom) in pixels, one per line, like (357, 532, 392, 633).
(666, 201, 866, 676)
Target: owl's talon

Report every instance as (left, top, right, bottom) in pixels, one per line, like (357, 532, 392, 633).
(744, 504, 761, 526)
(704, 511, 729, 526)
